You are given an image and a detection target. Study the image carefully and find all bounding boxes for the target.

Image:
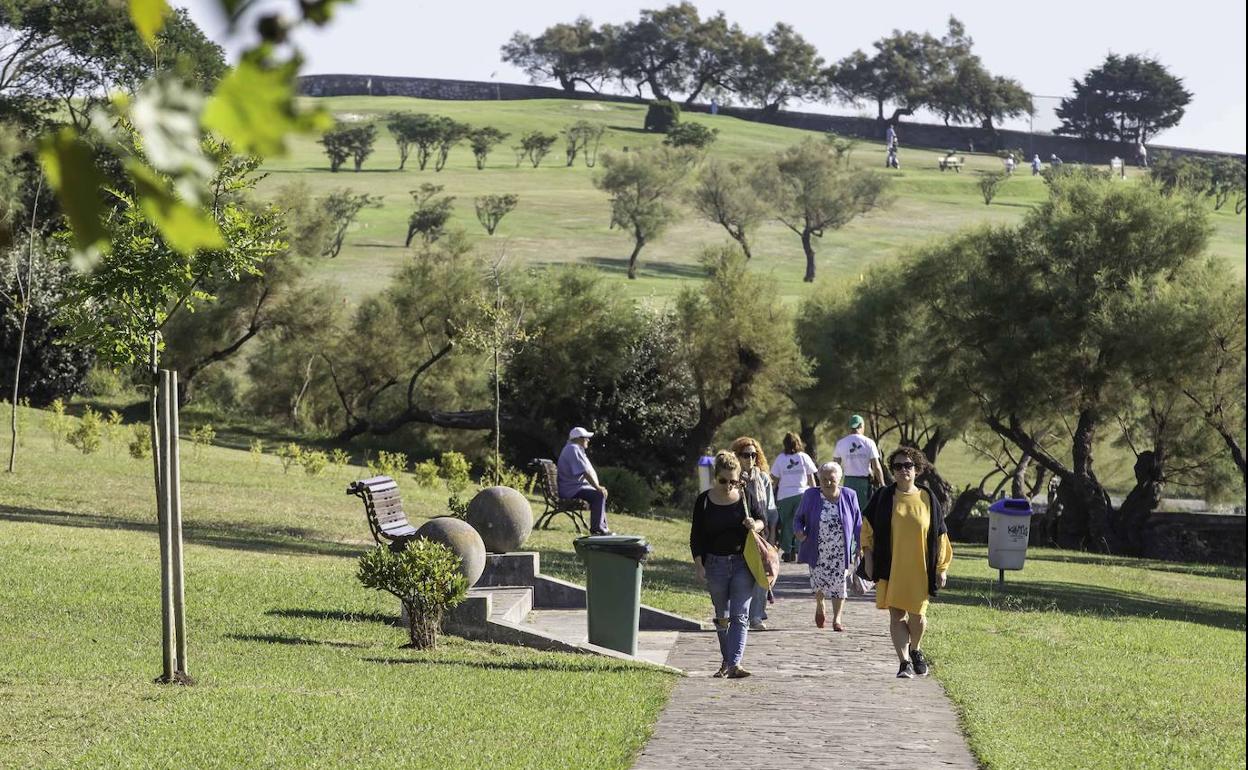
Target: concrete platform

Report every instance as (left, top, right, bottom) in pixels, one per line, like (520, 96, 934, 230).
(440, 551, 698, 672)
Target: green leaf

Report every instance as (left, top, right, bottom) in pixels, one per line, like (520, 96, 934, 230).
(202, 56, 332, 157)
(129, 0, 171, 48)
(38, 128, 109, 254)
(125, 160, 225, 255)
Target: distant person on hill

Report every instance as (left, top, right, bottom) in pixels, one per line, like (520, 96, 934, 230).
(710, 97, 719, 115)
(885, 124, 897, 149)
(1032, 154, 1042, 175)
(557, 427, 611, 535)
(886, 143, 900, 169)
(1137, 141, 1148, 167)
(833, 414, 884, 507)
(1050, 153, 1063, 167)
(794, 461, 862, 632)
(860, 446, 953, 679)
(731, 436, 778, 631)
(771, 432, 818, 562)
(1004, 153, 1016, 175)
(690, 450, 766, 678)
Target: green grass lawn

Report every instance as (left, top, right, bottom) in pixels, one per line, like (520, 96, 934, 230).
(265, 96, 1245, 306)
(2, 405, 1244, 768)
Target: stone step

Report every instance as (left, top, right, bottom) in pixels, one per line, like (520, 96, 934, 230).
(484, 586, 533, 625)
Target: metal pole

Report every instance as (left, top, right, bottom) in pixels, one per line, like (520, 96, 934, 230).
(157, 369, 175, 683)
(998, 568, 1005, 586)
(169, 370, 188, 679)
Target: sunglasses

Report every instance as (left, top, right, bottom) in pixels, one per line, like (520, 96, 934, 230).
(890, 462, 916, 471)
(737, 452, 757, 459)
(716, 477, 738, 485)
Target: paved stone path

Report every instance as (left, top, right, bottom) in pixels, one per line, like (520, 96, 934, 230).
(633, 562, 979, 769)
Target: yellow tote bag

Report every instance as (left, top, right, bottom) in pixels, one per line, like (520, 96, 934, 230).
(745, 530, 779, 590)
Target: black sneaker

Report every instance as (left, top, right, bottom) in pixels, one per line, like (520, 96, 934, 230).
(897, 661, 915, 679)
(910, 648, 930, 676)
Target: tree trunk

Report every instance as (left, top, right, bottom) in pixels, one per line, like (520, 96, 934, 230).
(626, 234, 645, 280)
(799, 416, 821, 462)
(1052, 409, 1116, 551)
(800, 229, 816, 283)
(1010, 453, 1032, 499)
(1114, 449, 1164, 556)
(946, 485, 989, 540)
(7, 303, 27, 473)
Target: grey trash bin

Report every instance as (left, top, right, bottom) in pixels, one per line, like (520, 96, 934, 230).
(573, 535, 652, 655)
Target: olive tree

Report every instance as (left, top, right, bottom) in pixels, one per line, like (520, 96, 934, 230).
(688, 158, 767, 259)
(594, 146, 694, 279)
(755, 138, 888, 282)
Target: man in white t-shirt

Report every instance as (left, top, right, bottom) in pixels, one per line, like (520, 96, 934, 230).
(832, 414, 884, 506)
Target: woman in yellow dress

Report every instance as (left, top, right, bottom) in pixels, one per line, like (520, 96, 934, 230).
(861, 446, 953, 679)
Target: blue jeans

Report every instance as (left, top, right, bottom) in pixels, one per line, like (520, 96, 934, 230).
(572, 488, 607, 532)
(750, 582, 768, 625)
(704, 553, 754, 667)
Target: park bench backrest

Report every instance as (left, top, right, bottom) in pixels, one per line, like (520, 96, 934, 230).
(346, 475, 411, 545)
(534, 459, 562, 502)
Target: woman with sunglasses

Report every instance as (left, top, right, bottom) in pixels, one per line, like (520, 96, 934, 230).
(793, 461, 861, 631)
(690, 450, 766, 678)
(730, 436, 778, 631)
(861, 447, 953, 679)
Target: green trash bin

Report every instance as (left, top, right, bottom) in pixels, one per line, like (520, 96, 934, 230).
(573, 535, 652, 655)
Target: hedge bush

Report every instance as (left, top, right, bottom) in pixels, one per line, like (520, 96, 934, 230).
(596, 466, 654, 514)
(644, 100, 680, 133)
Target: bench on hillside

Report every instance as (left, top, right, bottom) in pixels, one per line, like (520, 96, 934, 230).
(529, 459, 589, 533)
(347, 475, 417, 550)
(938, 155, 964, 172)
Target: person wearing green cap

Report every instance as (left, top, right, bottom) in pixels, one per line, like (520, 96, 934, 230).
(833, 415, 883, 507)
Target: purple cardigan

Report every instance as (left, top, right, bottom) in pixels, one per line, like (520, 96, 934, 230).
(793, 486, 861, 571)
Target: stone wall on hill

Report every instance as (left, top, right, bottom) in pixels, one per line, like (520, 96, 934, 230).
(297, 74, 1243, 165)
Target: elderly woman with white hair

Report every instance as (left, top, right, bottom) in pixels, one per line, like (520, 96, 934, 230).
(793, 461, 862, 631)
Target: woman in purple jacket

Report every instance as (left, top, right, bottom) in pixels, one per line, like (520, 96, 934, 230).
(794, 462, 862, 631)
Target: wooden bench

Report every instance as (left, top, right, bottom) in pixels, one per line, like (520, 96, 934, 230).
(529, 459, 589, 533)
(938, 155, 964, 172)
(347, 475, 417, 550)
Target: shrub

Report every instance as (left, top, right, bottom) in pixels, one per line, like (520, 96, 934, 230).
(446, 495, 469, 520)
(596, 466, 653, 514)
(367, 450, 408, 478)
(978, 171, 1008, 205)
(45, 398, 70, 451)
(128, 425, 152, 459)
(300, 449, 328, 477)
(68, 406, 103, 454)
(330, 448, 350, 470)
(644, 100, 680, 132)
(663, 122, 717, 149)
(481, 455, 535, 495)
(357, 539, 469, 649)
(411, 459, 440, 488)
(276, 442, 303, 474)
(103, 410, 125, 452)
(438, 451, 471, 494)
(189, 423, 216, 456)
(249, 439, 264, 465)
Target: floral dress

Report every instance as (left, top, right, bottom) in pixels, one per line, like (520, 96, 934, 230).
(809, 496, 847, 598)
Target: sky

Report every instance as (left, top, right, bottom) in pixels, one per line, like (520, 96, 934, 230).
(179, 0, 1246, 153)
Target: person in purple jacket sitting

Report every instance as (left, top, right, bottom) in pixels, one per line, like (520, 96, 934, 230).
(793, 462, 862, 632)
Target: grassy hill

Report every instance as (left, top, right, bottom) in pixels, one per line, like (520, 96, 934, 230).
(261, 96, 1246, 306)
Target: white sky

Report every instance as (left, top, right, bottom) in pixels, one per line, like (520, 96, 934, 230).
(178, 0, 1246, 153)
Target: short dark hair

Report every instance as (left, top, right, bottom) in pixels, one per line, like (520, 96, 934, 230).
(886, 446, 930, 473)
(782, 432, 803, 454)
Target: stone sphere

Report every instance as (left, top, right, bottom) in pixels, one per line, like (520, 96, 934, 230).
(466, 486, 534, 553)
(415, 517, 485, 587)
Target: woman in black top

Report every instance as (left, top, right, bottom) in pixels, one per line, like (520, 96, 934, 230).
(690, 450, 765, 678)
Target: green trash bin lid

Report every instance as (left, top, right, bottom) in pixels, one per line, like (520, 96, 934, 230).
(573, 535, 652, 562)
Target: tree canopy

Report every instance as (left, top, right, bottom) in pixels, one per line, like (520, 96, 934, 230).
(1055, 54, 1192, 143)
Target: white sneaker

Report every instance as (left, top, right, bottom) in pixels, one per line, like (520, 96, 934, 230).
(749, 621, 767, 631)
